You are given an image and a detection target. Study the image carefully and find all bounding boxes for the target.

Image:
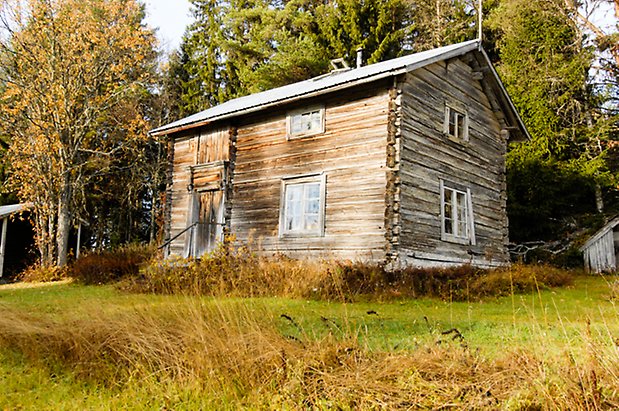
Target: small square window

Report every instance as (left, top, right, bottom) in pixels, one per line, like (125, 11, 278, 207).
(444, 105, 468, 141)
(440, 180, 476, 245)
(279, 174, 326, 237)
(287, 106, 325, 139)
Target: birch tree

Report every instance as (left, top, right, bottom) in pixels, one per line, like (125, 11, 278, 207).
(0, 0, 158, 266)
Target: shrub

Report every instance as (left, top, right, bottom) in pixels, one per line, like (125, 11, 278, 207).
(17, 264, 68, 283)
(317, 263, 573, 302)
(124, 243, 328, 298)
(68, 244, 156, 285)
(128, 241, 574, 302)
(468, 263, 573, 299)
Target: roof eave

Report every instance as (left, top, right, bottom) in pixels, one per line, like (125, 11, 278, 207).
(580, 216, 619, 251)
(0, 203, 32, 219)
(150, 40, 481, 138)
(479, 48, 532, 142)
(150, 68, 409, 137)
(403, 40, 479, 73)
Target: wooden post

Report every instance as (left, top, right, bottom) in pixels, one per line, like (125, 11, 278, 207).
(76, 221, 82, 260)
(0, 217, 7, 278)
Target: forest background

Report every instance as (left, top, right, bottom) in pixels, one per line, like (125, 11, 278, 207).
(0, 0, 616, 269)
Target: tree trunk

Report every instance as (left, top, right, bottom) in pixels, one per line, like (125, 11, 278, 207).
(36, 212, 54, 266)
(46, 211, 56, 266)
(149, 188, 156, 243)
(595, 183, 604, 214)
(56, 173, 72, 266)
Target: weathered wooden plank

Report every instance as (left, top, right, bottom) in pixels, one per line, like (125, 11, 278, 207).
(234, 149, 386, 177)
(167, 125, 233, 257)
(397, 59, 508, 266)
(402, 63, 504, 152)
(227, 86, 390, 258)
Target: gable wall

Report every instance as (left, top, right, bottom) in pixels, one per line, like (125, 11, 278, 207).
(396, 58, 509, 267)
(166, 127, 231, 257)
(229, 83, 390, 260)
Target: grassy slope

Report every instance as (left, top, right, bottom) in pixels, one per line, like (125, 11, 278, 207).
(1, 275, 617, 354)
(0, 275, 617, 409)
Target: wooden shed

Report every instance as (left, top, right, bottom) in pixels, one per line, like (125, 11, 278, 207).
(580, 217, 619, 273)
(151, 40, 530, 268)
(0, 203, 31, 278)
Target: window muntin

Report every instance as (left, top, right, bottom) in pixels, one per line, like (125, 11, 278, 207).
(440, 181, 476, 244)
(443, 187, 468, 238)
(444, 106, 468, 141)
(280, 174, 325, 236)
(287, 106, 325, 138)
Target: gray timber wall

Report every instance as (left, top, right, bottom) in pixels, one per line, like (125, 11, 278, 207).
(396, 58, 509, 267)
(582, 229, 616, 273)
(167, 127, 232, 257)
(229, 84, 390, 261)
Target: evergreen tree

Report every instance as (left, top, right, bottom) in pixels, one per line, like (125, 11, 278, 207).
(174, 0, 476, 113)
(409, 0, 479, 51)
(181, 0, 226, 113)
(313, 0, 414, 65)
(488, 0, 615, 241)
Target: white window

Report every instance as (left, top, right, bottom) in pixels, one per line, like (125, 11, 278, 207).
(444, 105, 468, 141)
(440, 180, 476, 245)
(287, 106, 325, 138)
(279, 174, 326, 237)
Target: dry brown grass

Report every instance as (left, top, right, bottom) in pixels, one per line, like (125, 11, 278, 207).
(0, 299, 617, 409)
(126, 242, 574, 302)
(68, 243, 156, 284)
(17, 264, 68, 283)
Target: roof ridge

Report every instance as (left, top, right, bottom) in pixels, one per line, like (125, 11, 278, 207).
(151, 40, 481, 136)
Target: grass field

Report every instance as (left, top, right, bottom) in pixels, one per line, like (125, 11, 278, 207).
(1, 273, 618, 409)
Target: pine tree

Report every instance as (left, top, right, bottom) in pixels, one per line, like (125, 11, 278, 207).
(313, 0, 414, 65)
(488, 0, 615, 241)
(175, 0, 477, 112)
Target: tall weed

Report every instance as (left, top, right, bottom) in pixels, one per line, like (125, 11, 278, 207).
(129, 242, 574, 302)
(0, 299, 617, 409)
(17, 265, 68, 283)
(68, 244, 156, 284)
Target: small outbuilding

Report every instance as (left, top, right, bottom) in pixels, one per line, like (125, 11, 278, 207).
(580, 217, 619, 273)
(0, 203, 32, 278)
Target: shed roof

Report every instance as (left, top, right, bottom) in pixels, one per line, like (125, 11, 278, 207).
(151, 40, 530, 140)
(580, 216, 619, 251)
(0, 203, 30, 219)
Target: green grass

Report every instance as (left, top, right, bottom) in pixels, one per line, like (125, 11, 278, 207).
(1, 274, 617, 354)
(267, 274, 619, 355)
(0, 274, 618, 409)
(0, 350, 233, 410)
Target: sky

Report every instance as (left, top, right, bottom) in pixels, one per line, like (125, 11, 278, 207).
(142, 0, 192, 52)
(141, 0, 617, 53)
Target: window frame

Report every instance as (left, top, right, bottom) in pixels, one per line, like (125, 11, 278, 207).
(440, 179, 476, 245)
(443, 104, 469, 142)
(279, 173, 327, 238)
(286, 105, 326, 139)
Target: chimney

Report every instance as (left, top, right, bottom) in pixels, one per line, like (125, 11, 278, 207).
(356, 47, 364, 68)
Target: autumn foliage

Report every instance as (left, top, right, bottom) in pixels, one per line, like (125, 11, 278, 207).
(0, 0, 158, 266)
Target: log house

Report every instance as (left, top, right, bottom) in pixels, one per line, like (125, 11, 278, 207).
(151, 40, 530, 268)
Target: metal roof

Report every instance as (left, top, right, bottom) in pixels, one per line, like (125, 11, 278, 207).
(0, 203, 30, 219)
(151, 40, 487, 136)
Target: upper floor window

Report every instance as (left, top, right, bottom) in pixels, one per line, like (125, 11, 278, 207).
(444, 105, 468, 141)
(279, 174, 326, 237)
(440, 180, 476, 245)
(287, 106, 325, 139)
